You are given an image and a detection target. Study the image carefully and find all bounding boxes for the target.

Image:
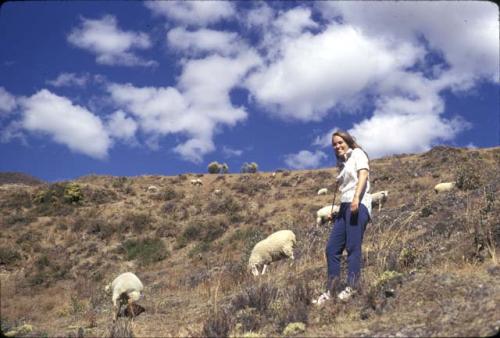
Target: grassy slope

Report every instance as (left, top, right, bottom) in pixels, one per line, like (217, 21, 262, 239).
(0, 146, 499, 337)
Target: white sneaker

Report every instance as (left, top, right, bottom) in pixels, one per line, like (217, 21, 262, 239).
(337, 287, 355, 301)
(312, 291, 331, 305)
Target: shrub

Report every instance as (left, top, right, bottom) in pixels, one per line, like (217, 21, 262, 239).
(64, 183, 83, 204)
(208, 161, 221, 174)
(120, 212, 154, 233)
(122, 238, 169, 265)
(455, 162, 481, 191)
(207, 193, 242, 222)
(241, 162, 258, 173)
(0, 247, 21, 265)
(176, 216, 229, 248)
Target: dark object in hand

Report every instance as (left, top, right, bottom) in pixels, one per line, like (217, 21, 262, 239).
(118, 303, 146, 318)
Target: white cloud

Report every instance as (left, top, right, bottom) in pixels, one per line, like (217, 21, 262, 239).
(0, 87, 16, 115)
(284, 150, 327, 169)
(245, 25, 422, 121)
(222, 145, 243, 158)
(167, 27, 242, 56)
(67, 15, 157, 67)
(19, 89, 111, 159)
(107, 50, 259, 163)
(145, 1, 236, 26)
(106, 110, 138, 141)
(349, 113, 471, 158)
(47, 72, 89, 87)
(274, 6, 318, 37)
(318, 1, 499, 85)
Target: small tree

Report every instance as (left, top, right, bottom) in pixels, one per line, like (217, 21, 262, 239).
(221, 163, 229, 174)
(241, 162, 258, 173)
(208, 161, 221, 174)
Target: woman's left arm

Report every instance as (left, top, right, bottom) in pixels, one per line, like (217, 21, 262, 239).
(351, 169, 369, 213)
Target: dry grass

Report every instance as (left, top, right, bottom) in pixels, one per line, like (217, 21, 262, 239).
(0, 146, 499, 337)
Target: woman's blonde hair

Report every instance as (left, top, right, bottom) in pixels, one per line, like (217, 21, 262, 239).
(332, 130, 369, 164)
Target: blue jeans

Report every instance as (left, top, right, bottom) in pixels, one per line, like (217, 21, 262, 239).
(325, 202, 370, 290)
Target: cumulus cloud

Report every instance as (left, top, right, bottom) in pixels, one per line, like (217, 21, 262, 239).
(145, 1, 236, 26)
(245, 25, 422, 121)
(106, 110, 138, 141)
(46, 72, 90, 87)
(167, 27, 242, 56)
(318, 1, 499, 86)
(107, 49, 260, 162)
(67, 15, 157, 67)
(19, 89, 111, 159)
(0, 87, 17, 115)
(349, 113, 471, 158)
(284, 150, 327, 169)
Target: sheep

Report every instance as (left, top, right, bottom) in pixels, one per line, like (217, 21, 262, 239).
(317, 188, 328, 195)
(316, 204, 340, 226)
(434, 181, 456, 193)
(105, 272, 144, 321)
(147, 185, 159, 193)
(371, 190, 388, 212)
(190, 178, 203, 186)
(213, 189, 223, 195)
(248, 230, 296, 276)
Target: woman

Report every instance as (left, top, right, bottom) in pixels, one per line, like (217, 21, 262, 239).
(314, 130, 371, 304)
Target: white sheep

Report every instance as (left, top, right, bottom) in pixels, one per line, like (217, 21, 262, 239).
(190, 178, 203, 186)
(371, 190, 388, 212)
(147, 185, 159, 193)
(316, 204, 340, 226)
(248, 230, 296, 276)
(434, 182, 456, 193)
(317, 188, 328, 195)
(105, 272, 144, 321)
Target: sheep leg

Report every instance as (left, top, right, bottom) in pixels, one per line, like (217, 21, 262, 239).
(113, 304, 121, 322)
(128, 299, 136, 321)
(378, 202, 381, 212)
(261, 264, 268, 275)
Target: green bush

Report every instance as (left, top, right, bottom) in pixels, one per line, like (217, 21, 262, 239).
(64, 183, 83, 204)
(0, 247, 21, 265)
(455, 163, 481, 191)
(122, 238, 169, 265)
(241, 162, 258, 173)
(208, 161, 221, 174)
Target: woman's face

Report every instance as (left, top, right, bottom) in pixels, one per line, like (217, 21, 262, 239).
(332, 135, 349, 157)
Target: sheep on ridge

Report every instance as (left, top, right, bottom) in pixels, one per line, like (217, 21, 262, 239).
(317, 188, 328, 195)
(434, 182, 455, 193)
(248, 230, 296, 276)
(371, 190, 388, 212)
(316, 204, 340, 226)
(190, 178, 203, 186)
(105, 272, 144, 321)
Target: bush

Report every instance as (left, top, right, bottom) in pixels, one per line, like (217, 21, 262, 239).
(455, 162, 481, 191)
(122, 238, 169, 265)
(0, 247, 21, 265)
(64, 183, 83, 204)
(208, 161, 229, 174)
(208, 161, 221, 174)
(241, 162, 258, 173)
(120, 212, 154, 233)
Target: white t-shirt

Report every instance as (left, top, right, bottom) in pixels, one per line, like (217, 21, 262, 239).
(337, 148, 372, 215)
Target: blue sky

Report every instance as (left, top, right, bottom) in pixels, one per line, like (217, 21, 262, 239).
(0, 1, 498, 182)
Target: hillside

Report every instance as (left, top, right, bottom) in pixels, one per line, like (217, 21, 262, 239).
(0, 146, 499, 337)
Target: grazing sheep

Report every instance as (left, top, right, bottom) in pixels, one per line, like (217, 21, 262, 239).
(317, 188, 328, 195)
(434, 182, 456, 193)
(147, 185, 159, 193)
(213, 189, 222, 195)
(371, 190, 389, 212)
(105, 272, 144, 321)
(248, 230, 296, 276)
(190, 178, 203, 186)
(316, 204, 340, 226)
